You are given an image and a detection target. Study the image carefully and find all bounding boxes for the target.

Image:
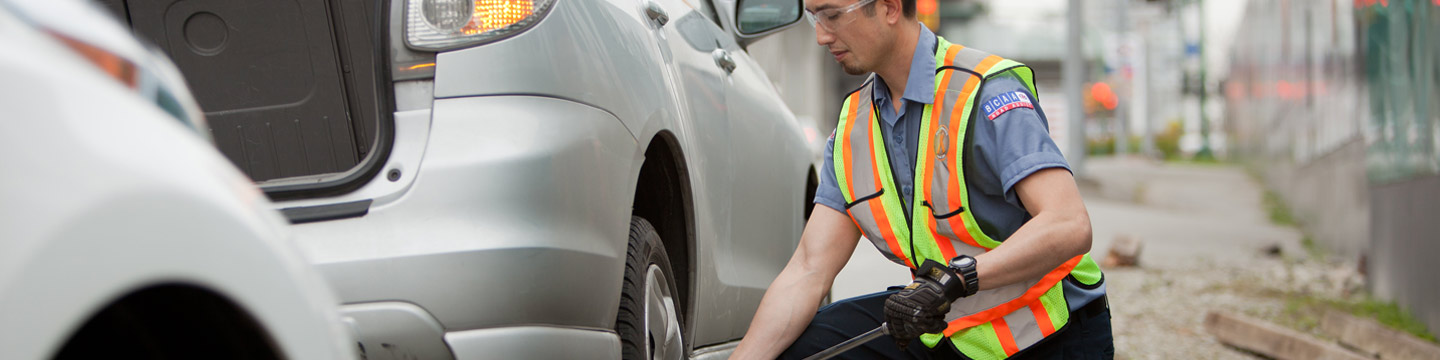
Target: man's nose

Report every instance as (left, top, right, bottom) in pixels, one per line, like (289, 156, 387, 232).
(814, 25, 835, 46)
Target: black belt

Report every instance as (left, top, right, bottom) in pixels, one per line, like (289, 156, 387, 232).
(1078, 295, 1109, 319)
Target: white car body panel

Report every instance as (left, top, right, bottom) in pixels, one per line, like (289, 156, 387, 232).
(0, 2, 354, 358)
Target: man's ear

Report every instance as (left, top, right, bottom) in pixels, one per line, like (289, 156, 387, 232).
(880, 0, 903, 25)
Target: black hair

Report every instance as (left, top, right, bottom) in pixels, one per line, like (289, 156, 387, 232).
(863, 0, 917, 19)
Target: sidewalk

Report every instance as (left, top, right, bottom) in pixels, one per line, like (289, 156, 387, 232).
(830, 156, 1339, 359)
(1081, 156, 1316, 359)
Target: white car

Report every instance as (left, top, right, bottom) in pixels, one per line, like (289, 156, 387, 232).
(0, 1, 355, 358)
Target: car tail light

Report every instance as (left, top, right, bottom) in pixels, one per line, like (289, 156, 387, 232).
(48, 31, 138, 88)
(405, 0, 555, 51)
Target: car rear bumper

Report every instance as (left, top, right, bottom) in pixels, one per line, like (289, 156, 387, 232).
(340, 301, 620, 360)
(289, 95, 640, 353)
(446, 326, 619, 360)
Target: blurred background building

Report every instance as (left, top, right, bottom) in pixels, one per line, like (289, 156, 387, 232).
(748, 0, 1439, 337)
(1228, 0, 1440, 335)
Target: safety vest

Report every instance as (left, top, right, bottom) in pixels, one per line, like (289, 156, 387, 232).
(833, 36, 1105, 359)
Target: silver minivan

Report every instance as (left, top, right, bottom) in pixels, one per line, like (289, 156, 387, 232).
(102, 0, 817, 358)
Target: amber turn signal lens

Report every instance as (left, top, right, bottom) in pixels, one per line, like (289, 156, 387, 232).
(461, 0, 535, 35)
(48, 31, 137, 88)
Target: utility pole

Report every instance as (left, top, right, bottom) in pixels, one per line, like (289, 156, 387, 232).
(1137, 15, 1155, 158)
(1066, 0, 1087, 175)
(1114, 0, 1129, 157)
(1194, 0, 1214, 159)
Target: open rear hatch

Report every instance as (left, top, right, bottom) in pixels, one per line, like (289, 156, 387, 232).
(99, 0, 390, 197)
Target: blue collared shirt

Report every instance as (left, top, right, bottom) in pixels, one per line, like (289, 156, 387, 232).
(867, 23, 937, 216)
(815, 27, 1072, 241)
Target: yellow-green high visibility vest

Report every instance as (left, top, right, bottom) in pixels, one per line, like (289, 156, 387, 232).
(832, 36, 1105, 359)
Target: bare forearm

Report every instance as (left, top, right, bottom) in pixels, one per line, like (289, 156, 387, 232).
(973, 210, 1091, 290)
(730, 262, 832, 359)
(973, 168, 1093, 291)
(732, 207, 860, 359)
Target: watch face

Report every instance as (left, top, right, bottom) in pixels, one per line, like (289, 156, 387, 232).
(951, 256, 975, 268)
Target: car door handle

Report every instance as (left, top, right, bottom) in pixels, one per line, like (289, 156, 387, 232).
(644, 1, 668, 27)
(712, 49, 736, 74)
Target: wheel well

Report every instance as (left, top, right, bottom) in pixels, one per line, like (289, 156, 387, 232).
(631, 132, 695, 342)
(53, 284, 282, 360)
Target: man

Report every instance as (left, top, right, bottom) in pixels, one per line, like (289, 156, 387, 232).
(729, 0, 1112, 358)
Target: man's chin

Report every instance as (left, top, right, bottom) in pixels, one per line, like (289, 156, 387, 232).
(841, 63, 867, 75)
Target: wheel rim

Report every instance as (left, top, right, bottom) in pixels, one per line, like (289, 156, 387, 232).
(643, 264, 683, 360)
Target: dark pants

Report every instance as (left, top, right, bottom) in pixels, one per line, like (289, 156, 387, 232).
(778, 291, 1115, 360)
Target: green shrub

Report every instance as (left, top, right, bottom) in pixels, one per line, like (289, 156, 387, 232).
(1087, 135, 1115, 156)
(1155, 120, 1183, 160)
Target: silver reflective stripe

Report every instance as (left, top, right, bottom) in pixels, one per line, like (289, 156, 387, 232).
(926, 88, 963, 217)
(1002, 304, 1046, 350)
(844, 82, 906, 265)
(846, 82, 878, 202)
(852, 206, 905, 265)
(943, 277, 1042, 321)
(954, 46, 993, 70)
(927, 75, 988, 257)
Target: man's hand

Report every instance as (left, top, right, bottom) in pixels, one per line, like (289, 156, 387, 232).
(883, 260, 964, 349)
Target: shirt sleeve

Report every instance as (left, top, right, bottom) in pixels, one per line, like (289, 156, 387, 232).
(814, 131, 848, 214)
(968, 74, 1071, 208)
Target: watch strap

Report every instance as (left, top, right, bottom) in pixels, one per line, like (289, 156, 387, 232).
(951, 255, 979, 297)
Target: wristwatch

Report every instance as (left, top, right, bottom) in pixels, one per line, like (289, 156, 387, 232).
(948, 255, 979, 297)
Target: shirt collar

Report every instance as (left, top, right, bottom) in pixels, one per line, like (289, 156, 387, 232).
(872, 23, 938, 125)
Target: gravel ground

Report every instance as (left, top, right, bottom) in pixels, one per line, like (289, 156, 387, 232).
(1106, 254, 1362, 359)
(1084, 157, 1366, 359)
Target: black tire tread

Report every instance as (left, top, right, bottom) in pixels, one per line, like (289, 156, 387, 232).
(616, 216, 678, 360)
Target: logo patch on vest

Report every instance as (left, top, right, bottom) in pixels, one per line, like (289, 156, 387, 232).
(981, 91, 1033, 120)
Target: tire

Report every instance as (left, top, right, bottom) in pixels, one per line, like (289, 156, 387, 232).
(616, 216, 684, 360)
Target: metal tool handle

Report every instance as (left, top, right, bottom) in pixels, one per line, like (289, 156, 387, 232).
(801, 324, 889, 360)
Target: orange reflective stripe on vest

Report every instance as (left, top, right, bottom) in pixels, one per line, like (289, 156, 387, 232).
(991, 318, 1021, 356)
(920, 45, 964, 262)
(1029, 302, 1057, 337)
(840, 92, 860, 201)
(943, 256, 1081, 333)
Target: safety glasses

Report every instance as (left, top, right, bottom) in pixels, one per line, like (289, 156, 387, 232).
(803, 0, 876, 32)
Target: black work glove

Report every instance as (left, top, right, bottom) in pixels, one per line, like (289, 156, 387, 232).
(884, 260, 967, 350)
